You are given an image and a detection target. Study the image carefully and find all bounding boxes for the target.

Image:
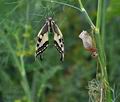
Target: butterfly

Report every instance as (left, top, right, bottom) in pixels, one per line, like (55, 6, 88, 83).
(35, 17, 64, 62)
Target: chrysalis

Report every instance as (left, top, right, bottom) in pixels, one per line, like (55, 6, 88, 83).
(79, 31, 98, 58)
(35, 17, 64, 61)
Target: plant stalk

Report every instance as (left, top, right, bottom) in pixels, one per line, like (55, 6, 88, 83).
(96, 0, 112, 101)
(3, 35, 32, 102)
(78, 0, 112, 101)
(20, 55, 32, 102)
(78, 0, 95, 29)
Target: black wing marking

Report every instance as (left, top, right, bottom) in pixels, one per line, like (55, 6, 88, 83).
(35, 22, 49, 60)
(51, 21, 64, 62)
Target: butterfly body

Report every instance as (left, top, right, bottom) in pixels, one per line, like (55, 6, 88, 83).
(35, 17, 64, 62)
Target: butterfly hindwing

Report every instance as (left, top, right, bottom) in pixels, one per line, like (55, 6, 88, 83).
(35, 21, 49, 60)
(51, 21, 64, 62)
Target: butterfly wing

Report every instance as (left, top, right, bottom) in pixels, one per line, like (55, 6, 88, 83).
(51, 21, 64, 62)
(35, 22, 49, 60)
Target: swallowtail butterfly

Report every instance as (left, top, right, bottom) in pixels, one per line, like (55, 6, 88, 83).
(35, 17, 64, 61)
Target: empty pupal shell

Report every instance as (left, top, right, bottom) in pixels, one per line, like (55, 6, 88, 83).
(79, 30, 98, 58)
(79, 31, 93, 50)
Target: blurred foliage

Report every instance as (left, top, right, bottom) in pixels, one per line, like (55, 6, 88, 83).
(0, 0, 120, 102)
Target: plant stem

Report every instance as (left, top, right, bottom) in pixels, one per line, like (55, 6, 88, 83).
(78, 0, 112, 101)
(96, 0, 107, 80)
(78, 0, 95, 29)
(19, 1, 32, 101)
(96, 0, 112, 101)
(3, 35, 32, 102)
(20, 55, 32, 102)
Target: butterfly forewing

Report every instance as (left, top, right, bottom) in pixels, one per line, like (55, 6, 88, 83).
(35, 22, 49, 60)
(51, 21, 64, 61)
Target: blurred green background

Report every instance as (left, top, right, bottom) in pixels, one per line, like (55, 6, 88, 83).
(0, 0, 120, 102)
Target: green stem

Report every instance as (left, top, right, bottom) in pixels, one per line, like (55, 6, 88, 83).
(78, 0, 84, 9)
(96, 0, 107, 80)
(20, 55, 32, 102)
(3, 35, 32, 102)
(78, 0, 95, 29)
(101, 0, 107, 66)
(78, 0, 112, 101)
(96, 0, 102, 29)
(19, 1, 32, 101)
(96, 0, 112, 101)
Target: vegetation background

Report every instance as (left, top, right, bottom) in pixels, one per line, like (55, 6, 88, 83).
(0, 0, 120, 102)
